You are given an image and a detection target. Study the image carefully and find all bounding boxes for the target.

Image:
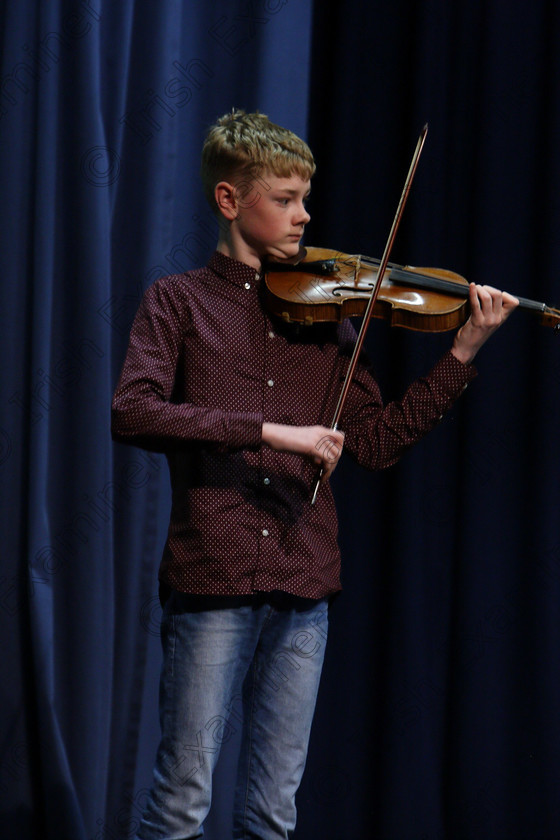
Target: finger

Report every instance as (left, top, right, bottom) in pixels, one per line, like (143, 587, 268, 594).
(481, 285, 504, 306)
(320, 456, 340, 483)
(470, 283, 495, 320)
(471, 285, 505, 326)
(502, 291, 520, 310)
(313, 432, 344, 464)
(469, 282, 481, 310)
(319, 463, 332, 483)
(313, 432, 344, 481)
(477, 285, 500, 310)
(467, 284, 488, 326)
(481, 287, 520, 322)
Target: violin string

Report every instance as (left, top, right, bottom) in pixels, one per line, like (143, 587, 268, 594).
(338, 255, 547, 312)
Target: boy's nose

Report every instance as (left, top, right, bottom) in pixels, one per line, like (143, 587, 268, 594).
(297, 204, 311, 224)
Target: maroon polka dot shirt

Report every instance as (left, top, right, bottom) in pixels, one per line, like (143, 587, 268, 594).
(112, 252, 476, 598)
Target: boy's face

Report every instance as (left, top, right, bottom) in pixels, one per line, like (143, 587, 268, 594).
(230, 172, 311, 264)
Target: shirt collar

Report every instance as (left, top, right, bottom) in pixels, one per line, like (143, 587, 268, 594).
(208, 251, 263, 288)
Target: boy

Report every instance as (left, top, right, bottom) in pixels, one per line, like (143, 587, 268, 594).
(112, 110, 517, 839)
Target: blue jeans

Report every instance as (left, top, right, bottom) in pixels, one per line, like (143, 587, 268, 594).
(136, 591, 329, 840)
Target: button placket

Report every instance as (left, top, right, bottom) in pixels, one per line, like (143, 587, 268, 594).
(260, 307, 277, 547)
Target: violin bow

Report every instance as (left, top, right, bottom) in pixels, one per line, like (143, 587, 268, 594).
(311, 123, 429, 504)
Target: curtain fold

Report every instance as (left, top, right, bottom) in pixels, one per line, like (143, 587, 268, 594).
(1, 1, 314, 838)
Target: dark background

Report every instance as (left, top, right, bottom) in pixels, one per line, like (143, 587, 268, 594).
(2, 1, 560, 838)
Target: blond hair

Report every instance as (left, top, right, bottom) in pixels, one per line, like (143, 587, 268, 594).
(201, 109, 316, 213)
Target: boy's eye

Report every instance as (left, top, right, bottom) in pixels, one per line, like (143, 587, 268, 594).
(275, 194, 310, 207)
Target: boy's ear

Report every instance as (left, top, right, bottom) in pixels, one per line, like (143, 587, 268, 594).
(214, 181, 239, 220)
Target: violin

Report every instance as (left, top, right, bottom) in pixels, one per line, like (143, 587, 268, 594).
(265, 246, 560, 332)
(285, 127, 557, 502)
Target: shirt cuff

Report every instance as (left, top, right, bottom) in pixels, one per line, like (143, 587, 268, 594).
(428, 350, 478, 401)
(223, 411, 263, 448)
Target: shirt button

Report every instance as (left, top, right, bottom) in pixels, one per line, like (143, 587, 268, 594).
(267, 379, 274, 387)
(254, 272, 259, 282)
(268, 331, 275, 339)
(263, 477, 270, 485)
(244, 282, 251, 290)
(262, 529, 269, 537)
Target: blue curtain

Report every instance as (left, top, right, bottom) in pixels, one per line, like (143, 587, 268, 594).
(2, 1, 560, 838)
(0, 2, 313, 838)
(301, 2, 560, 839)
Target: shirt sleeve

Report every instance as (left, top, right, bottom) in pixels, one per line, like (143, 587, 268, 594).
(340, 330, 477, 470)
(111, 277, 263, 451)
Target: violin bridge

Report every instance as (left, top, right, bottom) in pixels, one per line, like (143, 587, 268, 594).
(353, 255, 361, 287)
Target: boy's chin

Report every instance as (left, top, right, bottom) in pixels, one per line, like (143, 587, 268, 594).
(266, 242, 305, 264)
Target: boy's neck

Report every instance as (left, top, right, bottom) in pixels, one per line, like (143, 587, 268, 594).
(216, 234, 262, 271)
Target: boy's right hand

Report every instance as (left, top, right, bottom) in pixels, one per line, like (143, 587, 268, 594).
(262, 423, 345, 482)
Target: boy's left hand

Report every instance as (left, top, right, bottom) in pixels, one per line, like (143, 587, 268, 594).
(450, 283, 519, 365)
